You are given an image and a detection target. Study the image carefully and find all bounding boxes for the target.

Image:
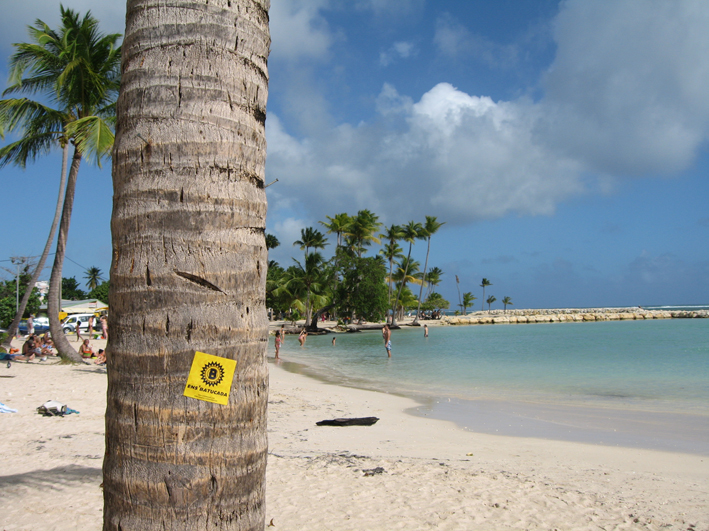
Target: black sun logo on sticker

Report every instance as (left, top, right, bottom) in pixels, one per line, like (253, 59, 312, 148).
(200, 361, 225, 387)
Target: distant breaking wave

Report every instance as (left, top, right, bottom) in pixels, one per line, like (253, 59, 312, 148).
(642, 305, 709, 311)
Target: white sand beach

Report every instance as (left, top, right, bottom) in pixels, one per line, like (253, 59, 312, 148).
(1, 337, 707, 530)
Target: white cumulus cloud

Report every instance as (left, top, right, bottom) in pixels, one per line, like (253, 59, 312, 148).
(266, 0, 709, 229)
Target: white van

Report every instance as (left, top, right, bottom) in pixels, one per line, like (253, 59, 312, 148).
(61, 313, 99, 335)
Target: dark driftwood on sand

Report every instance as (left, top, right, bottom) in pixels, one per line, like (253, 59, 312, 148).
(316, 417, 379, 427)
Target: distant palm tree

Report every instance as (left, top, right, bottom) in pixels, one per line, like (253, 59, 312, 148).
(392, 220, 424, 324)
(480, 278, 492, 311)
(345, 209, 381, 257)
(265, 233, 280, 250)
(379, 224, 404, 307)
(281, 251, 328, 324)
(320, 213, 351, 248)
(84, 266, 103, 291)
(294, 227, 328, 258)
(425, 267, 443, 298)
(414, 216, 445, 324)
(455, 275, 462, 314)
(486, 295, 497, 311)
(461, 292, 476, 315)
(502, 296, 513, 312)
(380, 240, 404, 306)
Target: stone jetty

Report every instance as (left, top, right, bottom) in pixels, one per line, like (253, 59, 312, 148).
(441, 307, 709, 326)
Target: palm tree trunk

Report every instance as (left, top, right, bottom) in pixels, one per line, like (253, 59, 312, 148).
(47, 147, 83, 363)
(413, 237, 431, 325)
(392, 246, 412, 326)
(387, 258, 394, 305)
(2, 143, 69, 349)
(103, 1, 270, 529)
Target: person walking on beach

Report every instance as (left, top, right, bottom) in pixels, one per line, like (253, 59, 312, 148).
(27, 315, 34, 336)
(100, 315, 108, 339)
(275, 331, 282, 359)
(382, 324, 392, 357)
(424, 324, 429, 337)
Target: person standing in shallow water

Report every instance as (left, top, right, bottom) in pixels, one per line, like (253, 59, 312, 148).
(382, 324, 392, 357)
(424, 324, 429, 337)
(274, 330, 282, 359)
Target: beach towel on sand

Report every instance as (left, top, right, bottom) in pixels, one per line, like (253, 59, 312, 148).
(0, 402, 18, 413)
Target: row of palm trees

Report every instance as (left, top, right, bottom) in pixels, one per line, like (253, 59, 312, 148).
(267, 210, 448, 326)
(456, 276, 514, 314)
(0, 7, 120, 360)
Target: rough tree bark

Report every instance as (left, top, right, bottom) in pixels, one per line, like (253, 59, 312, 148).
(103, 1, 270, 529)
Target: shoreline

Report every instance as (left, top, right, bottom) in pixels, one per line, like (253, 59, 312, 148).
(266, 306, 709, 335)
(0, 359, 707, 529)
(272, 344, 709, 457)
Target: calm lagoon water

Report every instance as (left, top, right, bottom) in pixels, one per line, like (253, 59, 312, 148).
(273, 319, 709, 454)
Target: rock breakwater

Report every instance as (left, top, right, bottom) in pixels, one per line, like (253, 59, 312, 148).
(441, 307, 709, 326)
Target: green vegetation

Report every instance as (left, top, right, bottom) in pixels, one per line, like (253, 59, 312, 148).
(267, 210, 453, 329)
(480, 278, 492, 311)
(62, 276, 87, 300)
(486, 295, 497, 311)
(0, 265, 40, 328)
(461, 292, 476, 315)
(502, 296, 513, 312)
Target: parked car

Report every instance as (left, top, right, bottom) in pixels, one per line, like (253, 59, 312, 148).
(18, 317, 50, 335)
(61, 313, 100, 335)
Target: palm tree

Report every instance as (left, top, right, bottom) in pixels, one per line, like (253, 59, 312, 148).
(487, 295, 497, 311)
(480, 278, 492, 311)
(0, 7, 120, 359)
(84, 266, 103, 291)
(425, 267, 443, 299)
(345, 209, 381, 257)
(391, 220, 424, 324)
(265, 233, 280, 250)
(502, 296, 513, 312)
(293, 226, 328, 258)
(461, 292, 476, 315)
(455, 275, 462, 314)
(379, 224, 404, 307)
(280, 251, 329, 325)
(414, 216, 445, 324)
(320, 212, 351, 248)
(104, 1, 270, 528)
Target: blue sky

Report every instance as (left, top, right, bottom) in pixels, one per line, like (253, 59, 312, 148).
(1, 0, 708, 309)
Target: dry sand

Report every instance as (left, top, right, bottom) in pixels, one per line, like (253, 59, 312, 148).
(1, 336, 707, 530)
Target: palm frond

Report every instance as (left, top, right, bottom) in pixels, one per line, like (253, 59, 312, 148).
(65, 115, 114, 164)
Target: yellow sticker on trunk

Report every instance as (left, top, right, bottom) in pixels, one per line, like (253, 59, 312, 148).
(183, 351, 237, 405)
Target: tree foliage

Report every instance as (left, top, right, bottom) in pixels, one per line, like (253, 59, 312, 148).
(0, 267, 40, 327)
(62, 276, 86, 300)
(335, 253, 388, 322)
(88, 280, 109, 303)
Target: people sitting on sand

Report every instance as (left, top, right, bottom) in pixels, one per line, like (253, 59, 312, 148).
(22, 335, 42, 362)
(79, 339, 95, 361)
(40, 336, 56, 356)
(95, 349, 106, 365)
(298, 329, 307, 346)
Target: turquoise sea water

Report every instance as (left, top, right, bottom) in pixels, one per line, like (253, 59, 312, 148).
(272, 319, 709, 454)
